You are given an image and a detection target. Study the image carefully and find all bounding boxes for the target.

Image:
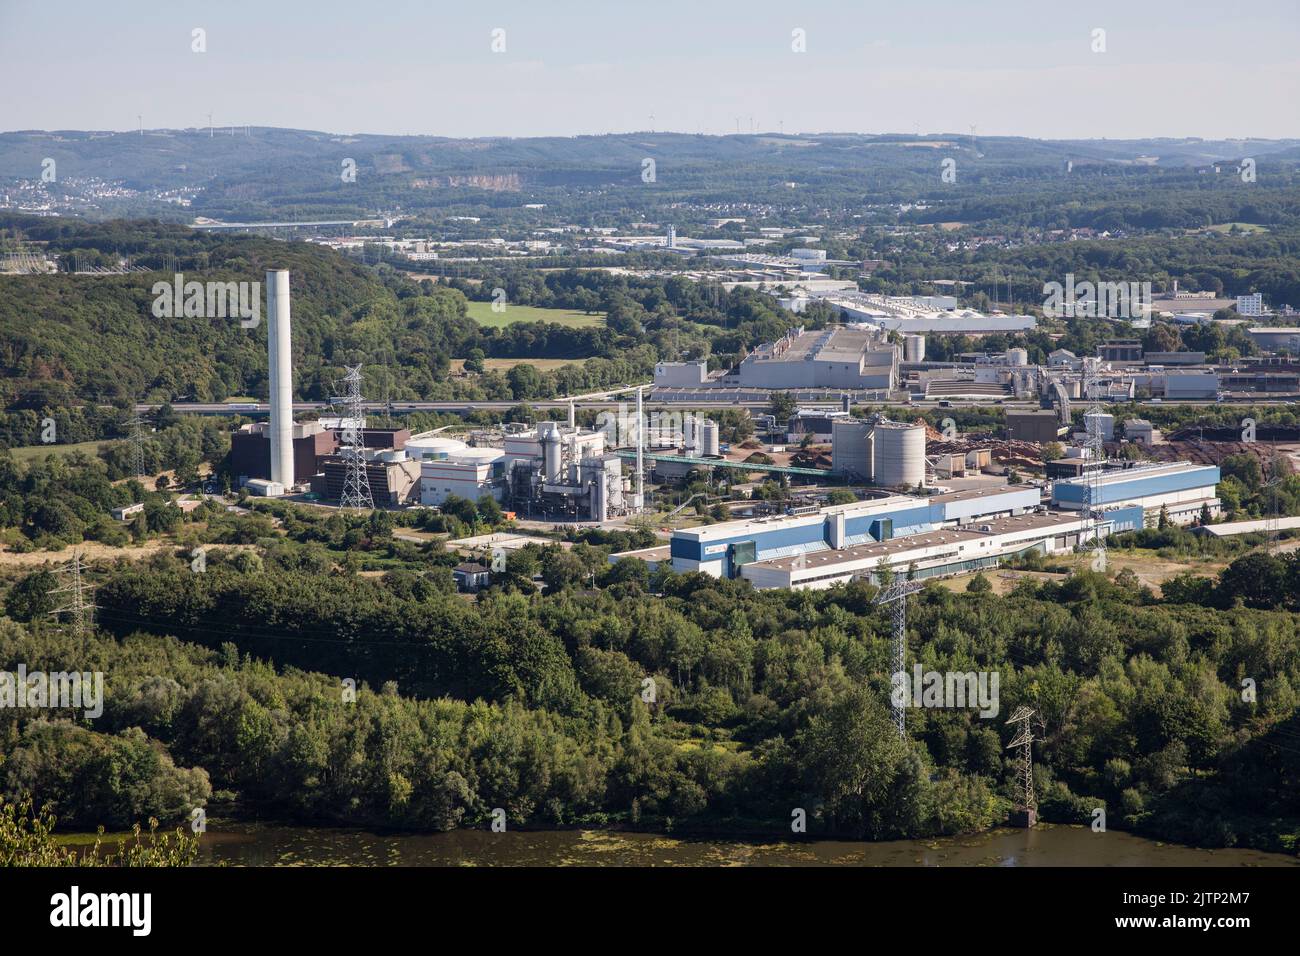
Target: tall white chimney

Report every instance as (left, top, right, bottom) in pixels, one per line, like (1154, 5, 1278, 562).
(267, 269, 294, 489)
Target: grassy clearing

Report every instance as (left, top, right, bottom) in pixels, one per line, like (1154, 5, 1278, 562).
(450, 357, 586, 373)
(465, 300, 605, 329)
(8, 440, 109, 465)
(1204, 222, 1269, 234)
(937, 546, 1234, 598)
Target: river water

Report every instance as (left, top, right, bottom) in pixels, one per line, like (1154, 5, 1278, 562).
(136, 822, 1298, 867)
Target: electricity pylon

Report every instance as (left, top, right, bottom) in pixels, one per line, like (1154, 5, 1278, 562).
(126, 411, 148, 480)
(333, 365, 374, 510)
(873, 578, 924, 739)
(1006, 706, 1037, 826)
(48, 550, 95, 634)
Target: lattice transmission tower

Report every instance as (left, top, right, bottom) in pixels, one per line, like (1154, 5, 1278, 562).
(48, 550, 96, 634)
(873, 578, 924, 739)
(126, 411, 149, 480)
(1006, 706, 1038, 826)
(333, 365, 374, 510)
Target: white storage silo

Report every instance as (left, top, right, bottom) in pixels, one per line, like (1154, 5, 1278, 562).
(904, 334, 926, 363)
(1006, 347, 1028, 366)
(700, 420, 720, 457)
(405, 434, 469, 461)
(831, 419, 875, 481)
(872, 421, 926, 488)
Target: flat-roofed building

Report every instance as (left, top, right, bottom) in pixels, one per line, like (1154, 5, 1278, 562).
(420, 449, 506, 505)
(738, 326, 897, 391)
(653, 360, 709, 386)
(1006, 410, 1062, 444)
(1246, 327, 1300, 352)
(317, 450, 422, 506)
(1051, 462, 1220, 526)
(230, 420, 338, 484)
(738, 507, 1144, 590)
(659, 485, 1040, 578)
(1099, 340, 1143, 364)
(1162, 371, 1219, 399)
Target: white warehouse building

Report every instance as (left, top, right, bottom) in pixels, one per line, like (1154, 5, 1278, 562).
(738, 326, 898, 391)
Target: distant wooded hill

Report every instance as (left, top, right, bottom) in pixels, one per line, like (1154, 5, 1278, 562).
(3, 129, 1298, 229)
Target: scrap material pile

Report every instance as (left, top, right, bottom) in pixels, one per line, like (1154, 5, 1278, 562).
(1150, 439, 1297, 473)
(925, 431, 1044, 469)
(790, 447, 833, 469)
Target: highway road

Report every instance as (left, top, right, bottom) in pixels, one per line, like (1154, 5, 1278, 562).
(139, 396, 1295, 416)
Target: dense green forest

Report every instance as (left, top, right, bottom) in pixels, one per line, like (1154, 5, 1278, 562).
(0, 216, 809, 416)
(1, 538, 1298, 850)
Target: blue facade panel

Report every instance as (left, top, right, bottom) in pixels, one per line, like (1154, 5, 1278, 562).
(1105, 505, 1146, 532)
(670, 537, 703, 561)
(1053, 467, 1220, 507)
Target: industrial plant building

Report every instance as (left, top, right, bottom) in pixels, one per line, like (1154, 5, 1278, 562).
(803, 292, 1039, 334)
(735, 326, 898, 391)
(1049, 462, 1221, 526)
(653, 486, 1042, 579)
(610, 454, 1222, 589)
(404, 420, 642, 522)
(231, 420, 337, 485)
(317, 451, 422, 506)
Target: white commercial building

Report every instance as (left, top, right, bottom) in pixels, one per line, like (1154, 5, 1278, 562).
(1237, 293, 1264, 316)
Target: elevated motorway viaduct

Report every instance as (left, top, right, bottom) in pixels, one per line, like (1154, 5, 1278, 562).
(137, 397, 1285, 416)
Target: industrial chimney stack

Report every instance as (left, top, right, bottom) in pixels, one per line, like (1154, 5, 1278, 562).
(267, 270, 295, 489)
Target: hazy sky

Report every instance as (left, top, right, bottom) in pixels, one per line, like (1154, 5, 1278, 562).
(2, 0, 1297, 139)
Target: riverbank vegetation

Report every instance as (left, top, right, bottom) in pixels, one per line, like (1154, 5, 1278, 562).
(1, 534, 1297, 854)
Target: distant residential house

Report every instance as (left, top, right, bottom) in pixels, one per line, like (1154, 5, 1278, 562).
(111, 502, 145, 522)
(453, 563, 492, 592)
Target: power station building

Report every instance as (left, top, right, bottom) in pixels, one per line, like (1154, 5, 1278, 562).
(407, 422, 640, 522)
(503, 421, 633, 522)
(231, 420, 337, 484)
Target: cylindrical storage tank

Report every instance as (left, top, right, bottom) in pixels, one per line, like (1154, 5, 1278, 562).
(404, 435, 468, 461)
(831, 419, 874, 481)
(449, 447, 501, 464)
(700, 420, 720, 457)
(903, 334, 926, 363)
(872, 421, 925, 488)
(1006, 347, 1028, 366)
